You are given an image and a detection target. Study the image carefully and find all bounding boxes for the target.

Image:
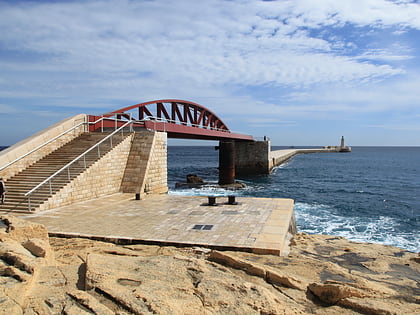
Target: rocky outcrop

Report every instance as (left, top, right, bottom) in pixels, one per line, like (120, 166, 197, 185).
(1, 216, 419, 314)
(0, 215, 54, 314)
(187, 174, 204, 184)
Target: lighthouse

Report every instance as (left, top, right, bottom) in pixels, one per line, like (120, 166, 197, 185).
(339, 136, 351, 152)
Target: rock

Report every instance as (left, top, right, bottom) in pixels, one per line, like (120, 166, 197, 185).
(1, 247, 36, 274)
(85, 253, 301, 314)
(63, 304, 93, 315)
(187, 174, 204, 184)
(2, 265, 31, 282)
(338, 296, 418, 315)
(0, 216, 55, 313)
(266, 269, 307, 291)
(193, 247, 212, 255)
(219, 181, 247, 189)
(1, 215, 419, 314)
(23, 238, 52, 259)
(308, 282, 368, 304)
(208, 250, 307, 290)
(0, 216, 48, 242)
(67, 290, 114, 315)
(410, 256, 420, 264)
(209, 250, 266, 278)
(0, 297, 22, 315)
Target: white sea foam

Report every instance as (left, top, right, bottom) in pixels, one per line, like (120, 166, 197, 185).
(295, 202, 419, 253)
(169, 185, 246, 197)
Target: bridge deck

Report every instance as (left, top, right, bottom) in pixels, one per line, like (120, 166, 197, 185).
(20, 193, 295, 255)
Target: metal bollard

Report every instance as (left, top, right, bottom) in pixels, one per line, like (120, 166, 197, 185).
(228, 195, 238, 205)
(207, 196, 217, 206)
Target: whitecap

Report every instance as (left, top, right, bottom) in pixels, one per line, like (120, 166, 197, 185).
(294, 202, 419, 253)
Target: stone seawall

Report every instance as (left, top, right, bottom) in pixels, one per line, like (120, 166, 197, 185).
(270, 148, 339, 170)
(235, 141, 347, 176)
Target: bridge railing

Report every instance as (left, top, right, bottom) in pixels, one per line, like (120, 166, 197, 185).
(24, 118, 134, 211)
(0, 120, 87, 173)
(141, 116, 231, 133)
(0, 115, 136, 173)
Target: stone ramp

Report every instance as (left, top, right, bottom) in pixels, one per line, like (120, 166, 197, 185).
(21, 193, 296, 255)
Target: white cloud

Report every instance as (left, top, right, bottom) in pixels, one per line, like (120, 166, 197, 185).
(0, 0, 415, 94)
(0, 0, 419, 145)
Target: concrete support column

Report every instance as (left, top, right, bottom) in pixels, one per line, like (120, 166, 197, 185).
(235, 140, 270, 176)
(218, 140, 236, 185)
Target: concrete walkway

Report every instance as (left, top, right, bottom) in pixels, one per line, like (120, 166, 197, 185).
(21, 193, 296, 255)
(270, 148, 340, 168)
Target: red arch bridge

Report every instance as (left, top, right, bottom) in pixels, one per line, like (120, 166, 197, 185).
(88, 99, 256, 185)
(88, 99, 254, 142)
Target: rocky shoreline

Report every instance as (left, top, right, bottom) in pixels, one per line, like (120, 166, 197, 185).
(1, 215, 419, 314)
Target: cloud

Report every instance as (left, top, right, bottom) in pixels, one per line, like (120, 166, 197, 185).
(0, 0, 416, 95)
(0, 0, 419, 145)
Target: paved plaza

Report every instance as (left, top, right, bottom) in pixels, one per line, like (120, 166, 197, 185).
(21, 193, 295, 255)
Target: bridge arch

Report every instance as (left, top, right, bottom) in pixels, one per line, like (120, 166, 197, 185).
(100, 99, 253, 141)
(109, 99, 229, 131)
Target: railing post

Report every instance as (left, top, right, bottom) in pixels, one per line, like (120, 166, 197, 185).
(28, 196, 31, 212)
(110, 135, 113, 148)
(23, 120, 132, 201)
(101, 116, 104, 132)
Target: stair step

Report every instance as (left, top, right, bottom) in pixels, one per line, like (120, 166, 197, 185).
(2, 131, 130, 212)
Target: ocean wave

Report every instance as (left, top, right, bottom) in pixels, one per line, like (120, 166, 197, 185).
(169, 185, 248, 197)
(295, 202, 419, 253)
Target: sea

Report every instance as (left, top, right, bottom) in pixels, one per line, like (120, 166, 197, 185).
(168, 146, 419, 253)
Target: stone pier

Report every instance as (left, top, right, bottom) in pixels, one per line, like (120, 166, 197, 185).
(235, 140, 351, 176)
(22, 193, 296, 256)
(235, 140, 271, 175)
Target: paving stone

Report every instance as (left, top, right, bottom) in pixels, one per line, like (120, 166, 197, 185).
(21, 193, 295, 255)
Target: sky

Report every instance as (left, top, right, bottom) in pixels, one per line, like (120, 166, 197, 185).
(0, 0, 419, 146)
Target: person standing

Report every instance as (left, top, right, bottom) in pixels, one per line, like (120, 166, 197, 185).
(0, 178, 5, 204)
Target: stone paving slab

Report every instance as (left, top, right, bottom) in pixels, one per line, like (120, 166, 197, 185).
(20, 193, 295, 255)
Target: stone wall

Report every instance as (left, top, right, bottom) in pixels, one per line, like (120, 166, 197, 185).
(143, 131, 168, 195)
(120, 131, 155, 195)
(120, 130, 168, 198)
(40, 130, 167, 210)
(38, 133, 134, 211)
(235, 141, 270, 176)
(0, 114, 87, 181)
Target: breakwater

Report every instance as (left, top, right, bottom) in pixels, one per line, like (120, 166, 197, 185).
(270, 148, 343, 169)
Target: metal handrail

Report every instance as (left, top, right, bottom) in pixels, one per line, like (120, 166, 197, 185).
(0, 120, 87, 172)
(141, 116, 230, 133)
(24, 120, 133, 211)
(0, 115, 126, 172)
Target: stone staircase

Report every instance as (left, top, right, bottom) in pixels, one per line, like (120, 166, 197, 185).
(0, 132, 129, 213)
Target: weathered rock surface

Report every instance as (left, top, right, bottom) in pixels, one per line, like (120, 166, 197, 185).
(186, 174, 204, 184)
(1, 216, 419, 314)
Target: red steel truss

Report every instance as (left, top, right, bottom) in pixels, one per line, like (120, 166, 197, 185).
(89, 99, 253, 141)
